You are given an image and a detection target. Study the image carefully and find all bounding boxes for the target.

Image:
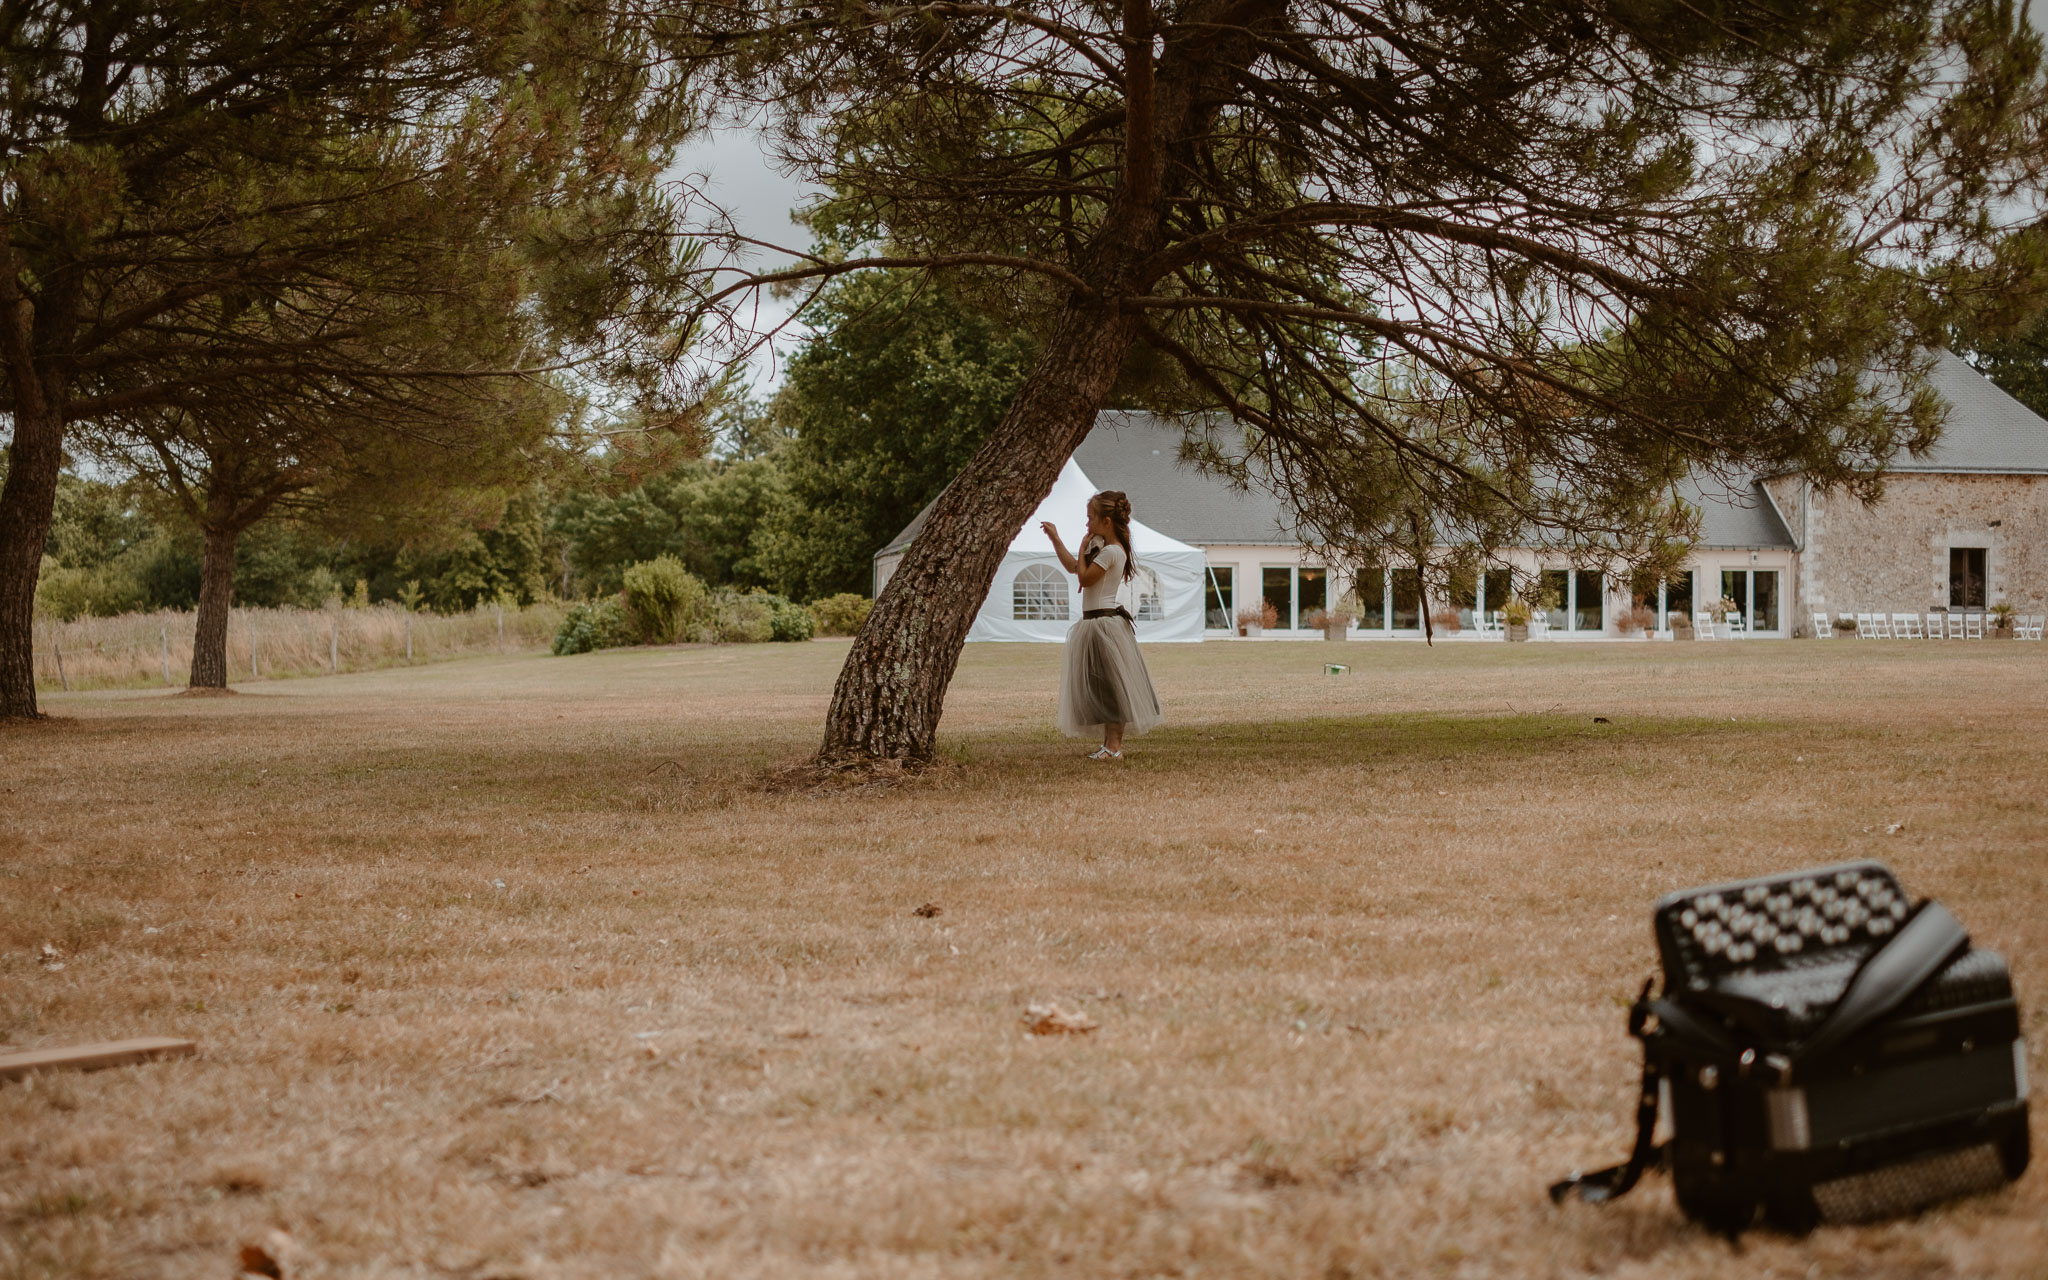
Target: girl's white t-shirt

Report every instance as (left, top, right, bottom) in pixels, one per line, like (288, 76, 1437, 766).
(1082, 538, 1125, 611)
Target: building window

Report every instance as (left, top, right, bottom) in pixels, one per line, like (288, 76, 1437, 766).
(1950, 548, 1986, 608)
(1660, 571, 1694, 631)
(1573, 570, 1605, 633)
(1204, 565, 1234, 629)
(1480, 567, 1516, 623)
(1389, 568, 1421, 630)
(1131, 566, 1165, 622)
(1262, 565, 1330, 629)
(1540, 568, 1607, 631)
(1448, 566, 1478, 629)
(1013, 564, 1069, 620)
(1719, 569, 1780, 632)
(1357, 565, 1387, 629)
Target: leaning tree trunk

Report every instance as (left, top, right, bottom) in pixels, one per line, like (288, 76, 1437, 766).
(189, 525, 239, 689)
(818, 304, 1142, 764)
(0, 401, 66, 719)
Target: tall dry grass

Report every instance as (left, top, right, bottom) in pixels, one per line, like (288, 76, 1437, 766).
(30, 602, 568, 691)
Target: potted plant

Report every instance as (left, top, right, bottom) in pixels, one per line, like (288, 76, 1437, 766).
(1832, 615, 1858, 637)
(1322, 608, 1353, 640)
(1670, 610, 1695, 641)
(1237, 600, 1278, 636)
(1991, 600, 2018, 638)
(1501, 598, 1532, 641)
(1618, 604, 1657, 637)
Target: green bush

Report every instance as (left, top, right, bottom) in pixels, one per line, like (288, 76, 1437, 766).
(34, 556, 148, 621)
(551, 597, 630, 655)
(807, 592, 872, 636)
(770, 599, 815, 642)
(710, 589, 775, 644)
(621, 555, 708, 645)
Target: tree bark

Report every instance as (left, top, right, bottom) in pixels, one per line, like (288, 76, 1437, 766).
(0, 401, 66, 719)
(817, 303, 1141, 764)
(189, 525, 239, 689)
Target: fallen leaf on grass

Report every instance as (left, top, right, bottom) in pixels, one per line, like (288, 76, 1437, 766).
(37, 943, 63, 971)
(1885, 822, 1905, 835)
(1022, 1003, 1098, 1035)
(912, 902, 942, 918)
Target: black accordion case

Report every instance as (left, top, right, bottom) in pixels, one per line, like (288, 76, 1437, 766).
(1553, 860, 2031, 1233)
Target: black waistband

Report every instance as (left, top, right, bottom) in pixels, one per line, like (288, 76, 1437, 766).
(1082, 606, 1134, 622)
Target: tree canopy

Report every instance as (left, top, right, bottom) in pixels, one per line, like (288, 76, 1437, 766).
(0, 1, 703, 715)
(666, 0, 2048, 763)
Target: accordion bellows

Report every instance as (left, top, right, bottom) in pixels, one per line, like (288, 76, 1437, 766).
(1557, 860, 2031, 1233)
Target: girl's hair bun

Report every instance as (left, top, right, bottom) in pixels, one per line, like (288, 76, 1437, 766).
(1095, 490, 1131, 521)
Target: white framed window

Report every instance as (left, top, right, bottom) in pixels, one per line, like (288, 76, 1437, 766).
(1128, 566, 1165, 622)
(1013, 563, 1069, 620)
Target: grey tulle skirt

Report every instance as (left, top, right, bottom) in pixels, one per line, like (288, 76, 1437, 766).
(1058, 616, 1164, 737)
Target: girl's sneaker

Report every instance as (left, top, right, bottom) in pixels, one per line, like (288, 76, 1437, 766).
(1087, 747, 1123, 761)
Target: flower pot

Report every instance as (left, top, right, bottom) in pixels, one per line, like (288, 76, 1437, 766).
(1672, 626, 1696, 641)
(1992, 624, 2016, 640)
(1506, 623, 1529, 642)
(1323, 622, 1348, 641)
(1243, 624, 1262, 638)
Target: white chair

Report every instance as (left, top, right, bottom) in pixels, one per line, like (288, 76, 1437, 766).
(1925, 613, 1944, 640)
(1870, 613, 1892, 640)
(1893, 613, 1922, 640)
(2025, 615, 2045, 641)
(1966, 612, 1985, 640)
(1947, 612, 1967, 639)
(1693, 610, 1717, 640)
(1811, 611, 1831, 638)
(1725, 613, 1748, 639)
(1852, 612, 1872, 638)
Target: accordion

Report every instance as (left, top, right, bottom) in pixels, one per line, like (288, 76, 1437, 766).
(1553, 860, 2030, 1233)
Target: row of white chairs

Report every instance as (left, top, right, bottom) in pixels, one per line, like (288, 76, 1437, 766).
(1814, 611, 2045, 640)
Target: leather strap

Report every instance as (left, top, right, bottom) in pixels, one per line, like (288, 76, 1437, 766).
(1550, 980, 1667, 1205)
(1083, 606, 1135, 626)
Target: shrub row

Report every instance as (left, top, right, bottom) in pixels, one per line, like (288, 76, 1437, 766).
(551, 558, 874, 655)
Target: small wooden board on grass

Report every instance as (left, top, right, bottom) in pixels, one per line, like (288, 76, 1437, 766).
(0, 1037, 196, 1081)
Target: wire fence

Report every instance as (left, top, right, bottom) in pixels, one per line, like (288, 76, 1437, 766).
(32, 601, 569, 692)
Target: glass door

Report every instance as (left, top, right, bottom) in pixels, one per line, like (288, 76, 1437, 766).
(1205, 566, 1234, 630)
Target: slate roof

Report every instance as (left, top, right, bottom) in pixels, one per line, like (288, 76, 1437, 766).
(877, 352, 2047, 559)
(1888, 348, 2048, 474)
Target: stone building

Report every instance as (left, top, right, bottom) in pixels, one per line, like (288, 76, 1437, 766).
(1762, 349, 2048, 630)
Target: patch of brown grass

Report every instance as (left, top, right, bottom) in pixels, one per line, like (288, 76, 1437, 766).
(2, 639, 2044, 1278)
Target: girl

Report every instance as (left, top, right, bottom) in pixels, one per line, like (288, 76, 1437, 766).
(1040, 490, 1164, 759)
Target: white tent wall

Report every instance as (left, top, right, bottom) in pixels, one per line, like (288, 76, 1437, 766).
(956, 458, 1207, 643)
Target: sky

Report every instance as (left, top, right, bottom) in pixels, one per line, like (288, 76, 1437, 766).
(667, 123, 824, 395)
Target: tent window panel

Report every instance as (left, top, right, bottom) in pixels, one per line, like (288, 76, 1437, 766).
(1131, 567, 1165, 622)
(1204, 566, 1233, 629)
(1013, 564, 1069, 620)
(1391, 569, 1421, 630)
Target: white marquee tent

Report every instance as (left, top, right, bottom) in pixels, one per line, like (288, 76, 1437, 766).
(963, 457, 1208, 643)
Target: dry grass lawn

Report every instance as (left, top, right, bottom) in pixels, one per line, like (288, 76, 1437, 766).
(3, 637, 2045, 1279)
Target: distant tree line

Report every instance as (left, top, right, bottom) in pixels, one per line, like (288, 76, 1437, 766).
(17, 267, 1041, 621)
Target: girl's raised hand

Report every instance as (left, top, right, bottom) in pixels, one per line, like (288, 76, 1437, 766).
(1039, 520, 1061, 544)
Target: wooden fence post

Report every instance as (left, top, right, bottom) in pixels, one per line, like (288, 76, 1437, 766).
(406, 613, 414, 663)
(161, 625, 170, 686)
(495, 604, 504, 652)
(330, 616, 339, 674)
(53, 633, 68, 692)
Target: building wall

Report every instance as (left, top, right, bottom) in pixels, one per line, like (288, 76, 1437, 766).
(1773, 473, 2048, 618)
